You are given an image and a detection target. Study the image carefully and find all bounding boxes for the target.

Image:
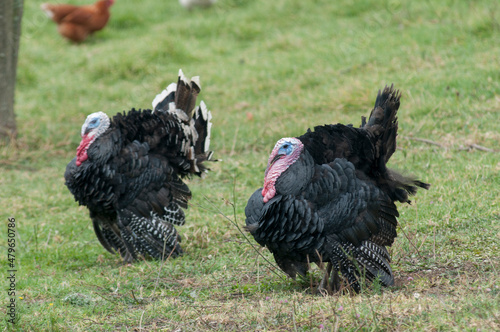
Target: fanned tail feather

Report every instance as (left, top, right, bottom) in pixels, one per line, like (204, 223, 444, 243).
(362, 85, 429, 202)
(152, 69, 214, 176)
(362, 84, 401, 163)
(192, 100, 214, 175)
(152, 82, 177, 113)
(174, 70, 201, 118)
(152, 69, 200, 119)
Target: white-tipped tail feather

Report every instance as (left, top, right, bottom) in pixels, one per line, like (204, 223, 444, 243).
(152, 83, 177, 112)
(151, 69, 214, 174)
(198, 101, 212, 153)
(178, 69, 188, 85)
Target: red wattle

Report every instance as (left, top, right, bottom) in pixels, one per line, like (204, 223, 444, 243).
(76, 134, 93, 166)
(262, 179, 276, 203)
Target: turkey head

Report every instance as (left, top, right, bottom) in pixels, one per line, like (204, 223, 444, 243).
(76, 112, 110, 166)
(262, 137, 314, 203)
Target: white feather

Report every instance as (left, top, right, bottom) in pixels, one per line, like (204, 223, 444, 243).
(191, 75, 201, 89)
(152, 82, 177, 112)
(178, 69, 189, 85)
(179, 0, 216, 10)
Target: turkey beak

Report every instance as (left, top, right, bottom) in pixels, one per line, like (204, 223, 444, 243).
(269, 153, 284, 168)
(83, 127, 93, 137)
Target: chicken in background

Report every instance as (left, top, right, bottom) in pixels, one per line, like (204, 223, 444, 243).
(41, 0, 114, 43)
(179, 0, 216, 10)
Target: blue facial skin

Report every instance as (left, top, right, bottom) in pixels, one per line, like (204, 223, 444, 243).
(88, 117, 100, 129)
(278, 141, 295, 156)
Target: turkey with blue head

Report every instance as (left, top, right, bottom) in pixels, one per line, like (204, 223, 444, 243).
(65, 70, 214, 262)
(245, 85, 429, 293)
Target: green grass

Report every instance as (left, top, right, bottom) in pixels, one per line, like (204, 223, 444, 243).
(1, 0, 499, 330)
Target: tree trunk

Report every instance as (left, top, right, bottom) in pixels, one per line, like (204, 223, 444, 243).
(0, 0, 23, 140)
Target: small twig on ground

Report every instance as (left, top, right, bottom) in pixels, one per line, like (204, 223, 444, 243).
(230, 125, 239, 156)
(292, 299, 298, 332)
(401, 136, 446, 148)
(131, 290, 142, 305)
(366, 294, 380, 330)
(189, 304, 223, 309)
(307, 254, 314, 294)
(398, 224, 424, 260)
(354, 322, 367, 332)
(484, 255, 498, 275)
(191, 305, 217, 330)
(169, 287, 192, 332)
(45, 229, 52, 247)
(433, 222, 436, 260)
(139, 310, 145, 331)
(93, 292, 121, 304)
(417, 233, 429, 253)
(33, 225, 38, 257)
(153, 234, 178, 293)
(401, 136, 499, 152)
(461, 144, 498, 153)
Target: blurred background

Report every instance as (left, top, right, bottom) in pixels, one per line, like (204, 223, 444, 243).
(1, 0, 499, 330)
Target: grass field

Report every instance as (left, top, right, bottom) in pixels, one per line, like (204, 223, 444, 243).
(1, 0, 499, 330)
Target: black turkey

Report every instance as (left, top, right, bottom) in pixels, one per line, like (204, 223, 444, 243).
(65, 70, 214, 262)
(245, 85, 429, 293)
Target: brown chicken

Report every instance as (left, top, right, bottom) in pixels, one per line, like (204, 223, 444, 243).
(41, 0, 114, 43)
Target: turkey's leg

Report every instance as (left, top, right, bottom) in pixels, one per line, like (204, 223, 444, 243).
(330, 266, 340, 292)
(318, 262, 333, 295)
